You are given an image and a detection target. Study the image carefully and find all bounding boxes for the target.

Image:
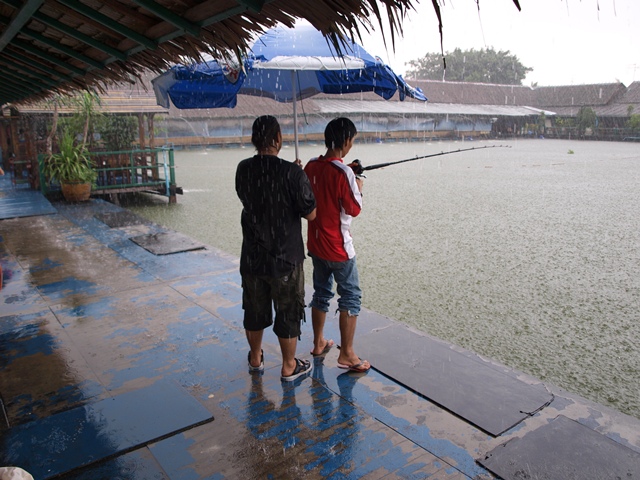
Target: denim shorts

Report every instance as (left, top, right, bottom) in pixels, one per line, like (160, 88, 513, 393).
(309, 254, 362, 316)
(241, 263, 305, 339)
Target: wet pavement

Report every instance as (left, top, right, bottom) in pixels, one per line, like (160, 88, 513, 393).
(1, 175, 640, 479)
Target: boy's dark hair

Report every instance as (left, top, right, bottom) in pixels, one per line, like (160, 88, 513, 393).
(324, 117, 357, 150)
(251, 115, 281, 151)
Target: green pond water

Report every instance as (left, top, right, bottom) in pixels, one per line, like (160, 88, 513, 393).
(125, 138, 640, 419)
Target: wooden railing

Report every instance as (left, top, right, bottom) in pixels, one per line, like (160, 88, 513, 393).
(38, 147, 179, 203)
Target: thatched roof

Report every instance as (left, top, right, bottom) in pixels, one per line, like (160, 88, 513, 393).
(1, 0, 526, 108)
(1, 0, 427, 107)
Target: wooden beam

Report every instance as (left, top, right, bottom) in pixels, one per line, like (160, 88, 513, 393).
(28, 11, 128, 61)
(3, 49, 73, 82)
(131, 0, 201, 37)
(13, 39, 87, 76)
(199, 0, 276, 27)
(0, 0, 44, 52)
(235, 0, 265, 13)
(18, 28, 105, 69)
(56, 0, 157, 50)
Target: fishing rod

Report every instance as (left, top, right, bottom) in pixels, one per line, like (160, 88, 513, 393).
(348, 144, 512, 176)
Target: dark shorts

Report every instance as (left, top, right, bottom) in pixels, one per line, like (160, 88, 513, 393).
(241, 263, 305, 339)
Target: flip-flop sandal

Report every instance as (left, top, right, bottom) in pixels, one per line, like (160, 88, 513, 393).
(311, 339, 334, 356)
(248, 350, 264, 372)
(337, 360, 371, 373)
(281, 358, 313, 382)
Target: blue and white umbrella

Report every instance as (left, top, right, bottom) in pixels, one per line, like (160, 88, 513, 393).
(153, 23, 427, 156)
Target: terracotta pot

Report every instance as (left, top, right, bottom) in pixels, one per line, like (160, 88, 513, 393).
(61, 182, 92, 202)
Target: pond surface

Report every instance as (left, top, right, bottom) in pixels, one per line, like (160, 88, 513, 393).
(125, 138, 640, 419)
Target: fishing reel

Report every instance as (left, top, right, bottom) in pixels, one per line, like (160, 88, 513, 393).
(347, 159, 366, 178)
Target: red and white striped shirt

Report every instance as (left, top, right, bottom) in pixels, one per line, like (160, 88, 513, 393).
(304, 155, 363, 262)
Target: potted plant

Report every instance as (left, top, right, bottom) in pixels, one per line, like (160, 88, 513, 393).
(43, 129, 97, 202)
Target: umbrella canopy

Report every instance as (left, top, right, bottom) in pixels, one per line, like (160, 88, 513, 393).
(152, 23, 427, 154)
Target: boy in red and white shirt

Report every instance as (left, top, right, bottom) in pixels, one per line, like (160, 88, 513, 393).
(304, 117, 370, 372)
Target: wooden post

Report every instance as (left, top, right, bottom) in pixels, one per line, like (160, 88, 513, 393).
(9, 117, 19, 157)
(0, 120, 9, 171)
(22, 117, 38, 189)
(8, 117, 19, 184)
(137, 113, 146, 150)
(148, 113, 159, 180)
(148, 113, 155, 148)
(136, 113, 147, 184)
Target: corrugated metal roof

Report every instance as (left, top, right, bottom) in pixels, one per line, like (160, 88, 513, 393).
(164, 90, 556, 120)
(616, 82, 640, 104)
(410, 80, 537, 105)
(534, 83, 626, 108)
(16, 78, 640, 120)
(408, 79, 629, 111)
(313, 99, 554, 117)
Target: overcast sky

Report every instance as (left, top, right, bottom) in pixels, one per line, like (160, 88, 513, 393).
(359, 0, 639, 86)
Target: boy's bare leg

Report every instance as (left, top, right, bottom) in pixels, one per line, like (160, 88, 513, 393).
(311, 306, 332, 355)
(337, 310, 369, 368)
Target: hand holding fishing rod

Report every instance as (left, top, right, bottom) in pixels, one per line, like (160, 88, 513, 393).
(347, 159, 366, 178)
(348, 144, 511, 176)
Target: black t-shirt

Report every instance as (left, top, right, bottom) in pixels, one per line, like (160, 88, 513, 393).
(236, 154, 316, 277)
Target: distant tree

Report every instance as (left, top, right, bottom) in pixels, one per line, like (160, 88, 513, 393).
(576, 106, 597, 135)
(58, 91, 103, 149)
(627, 114, 640, 132)
(537, 112, 546, 134)
(405, 47, 532, 85)
(98, 115, 137, 151)
(76, 92, 102, 150)
(555, 117, 575, 129)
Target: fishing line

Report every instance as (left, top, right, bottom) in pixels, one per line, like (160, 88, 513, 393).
(362, 144, 512, 171)
(347, 144, 512, 177)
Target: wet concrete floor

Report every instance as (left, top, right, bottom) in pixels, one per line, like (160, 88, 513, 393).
(1, 178, 640, 479)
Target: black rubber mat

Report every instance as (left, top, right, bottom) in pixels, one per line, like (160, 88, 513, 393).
(478, 415, 640, 479)
(95, 210, 148, 228)
(0, 380, 214, 479)
(130, 231, 206, 255)
(358, 323, 553, 436)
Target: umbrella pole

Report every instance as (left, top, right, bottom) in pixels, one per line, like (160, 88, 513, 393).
(292, 71, 299, 160)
